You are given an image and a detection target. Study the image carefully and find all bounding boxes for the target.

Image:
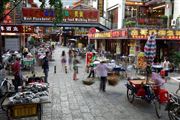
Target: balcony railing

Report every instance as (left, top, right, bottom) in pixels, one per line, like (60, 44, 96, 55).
(99, 17, 112, 29)
(124, 17, 168, 28)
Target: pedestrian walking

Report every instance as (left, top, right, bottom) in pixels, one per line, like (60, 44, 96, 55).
(87, 53, 97, 78)
(61, 50, 67, 73)
(68, 50, 73, 70)
(95, 60, 110, 92)
(73, 55, 79, 80)
(42, 52, 49, 83)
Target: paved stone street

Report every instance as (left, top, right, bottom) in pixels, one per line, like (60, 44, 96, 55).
(1, 46, 180, 120)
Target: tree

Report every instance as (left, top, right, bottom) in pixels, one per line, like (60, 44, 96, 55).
(0, 0, 64, 23)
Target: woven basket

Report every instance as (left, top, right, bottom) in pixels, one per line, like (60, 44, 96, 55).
(107, 76, 119, 86)
(82, 78, 94, 85)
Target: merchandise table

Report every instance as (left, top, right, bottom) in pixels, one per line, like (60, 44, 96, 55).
(2, 98, 50, 120)
(170, 76, 180, 94)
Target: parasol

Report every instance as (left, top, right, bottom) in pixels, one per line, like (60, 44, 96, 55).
(144, 34, 156, 63)
(144, 33, 156, 82)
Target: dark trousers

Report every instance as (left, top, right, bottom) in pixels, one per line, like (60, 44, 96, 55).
(43, 69, 49, 83)
(100, 77, 107, 92)
(13, 75, 21, 92)
(88, 70, 95, 78)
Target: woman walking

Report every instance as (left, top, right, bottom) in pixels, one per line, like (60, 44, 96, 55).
(73, 55, 79, 80)
(61, 50, 67, 73)
(68, 50, 73, 70)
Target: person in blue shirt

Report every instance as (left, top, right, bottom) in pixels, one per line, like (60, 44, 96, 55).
(42, 52, 49, 83)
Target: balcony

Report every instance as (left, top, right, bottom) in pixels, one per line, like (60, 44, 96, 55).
(124, 17, 168, 28)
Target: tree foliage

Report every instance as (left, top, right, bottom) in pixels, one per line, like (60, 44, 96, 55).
(0, 0, 64, 23)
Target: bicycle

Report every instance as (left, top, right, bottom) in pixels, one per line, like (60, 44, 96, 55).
(0, 78, 14, 97)
(165, 93, 180, 120)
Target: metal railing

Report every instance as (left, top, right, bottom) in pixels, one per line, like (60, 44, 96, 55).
(99, 17, 112, 29)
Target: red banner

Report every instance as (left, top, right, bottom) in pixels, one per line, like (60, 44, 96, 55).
(88, 29, 128, 39)
(0, 25, 34, 33)
(22, 8, 99, 23)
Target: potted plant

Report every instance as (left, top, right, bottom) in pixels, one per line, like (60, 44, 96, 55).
(125, 20, 136, 27)
(169, 51, 180, 72)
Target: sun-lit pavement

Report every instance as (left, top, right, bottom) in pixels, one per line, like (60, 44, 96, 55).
(1, 46, 180, 120)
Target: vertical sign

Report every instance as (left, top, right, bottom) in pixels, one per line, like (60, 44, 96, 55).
(98, 0, 104, 17)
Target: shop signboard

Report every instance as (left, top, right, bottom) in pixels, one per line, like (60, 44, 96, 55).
(22, 8, 55, 22)
(0, 25, 34, 33)
(98, 0, 104, 17)
(63, 9, 99, 23)
(86, 52, 93, 65)
(129, 29, 180, 40)
(88, 29, 128, 39)
(74, 31, 88, 36)
(22, 8, 99, 23)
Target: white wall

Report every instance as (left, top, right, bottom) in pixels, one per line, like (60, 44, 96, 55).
(174, 0, 180, 19)
(107, 0, 125, 29)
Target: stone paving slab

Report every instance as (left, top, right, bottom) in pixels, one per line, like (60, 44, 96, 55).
(1, 46, 180, 120)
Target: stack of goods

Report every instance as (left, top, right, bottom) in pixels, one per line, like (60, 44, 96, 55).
(8, 83, 49, 104)
(137, 52, 147, 69)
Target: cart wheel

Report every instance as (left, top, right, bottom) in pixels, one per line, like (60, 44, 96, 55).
(153, 99, 162, 118)
(168, 110, 177, 120)
(0, 82, 8, 97)
(168, 105, 180, 120)
(127, 88, 135, 103)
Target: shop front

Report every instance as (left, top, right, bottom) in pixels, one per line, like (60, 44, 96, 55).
(129, 28, 180, 61)
(88, 29, 128, 54)
(0, 25, 34, 52)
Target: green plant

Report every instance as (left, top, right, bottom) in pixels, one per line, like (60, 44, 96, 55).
(125, 20, 136, 27)
(169, 51, 180, 66)
(160, 15, 168, 19)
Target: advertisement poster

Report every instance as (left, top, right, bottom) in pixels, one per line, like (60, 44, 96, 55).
(86, 52, 93, 65)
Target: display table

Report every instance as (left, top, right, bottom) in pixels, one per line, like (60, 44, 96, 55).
(170, 76, 180, 94)
(2, 98, 50, 120)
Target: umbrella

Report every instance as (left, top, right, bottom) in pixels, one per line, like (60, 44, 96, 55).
(144, 34, 156, 82)
(144, 34, 156, 63)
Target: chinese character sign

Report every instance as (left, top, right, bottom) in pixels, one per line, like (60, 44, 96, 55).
(22, 8, 99, 23)
(130, 29, 180, 40)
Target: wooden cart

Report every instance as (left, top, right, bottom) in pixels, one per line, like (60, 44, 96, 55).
(2, 98, 50, 120)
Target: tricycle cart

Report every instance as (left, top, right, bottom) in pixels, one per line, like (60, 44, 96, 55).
(126, 79, 169, 118)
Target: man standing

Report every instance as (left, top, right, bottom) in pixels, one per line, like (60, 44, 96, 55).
(12, 58, 21, 92)
(42, 52, 49, 83)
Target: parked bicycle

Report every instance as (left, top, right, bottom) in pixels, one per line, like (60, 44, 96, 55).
(0, 78, 14, 97)
(165, 93, 180, 120)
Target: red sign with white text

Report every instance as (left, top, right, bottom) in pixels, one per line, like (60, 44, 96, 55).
(22, 8, 99, 23)
(0, 25, 34, 33)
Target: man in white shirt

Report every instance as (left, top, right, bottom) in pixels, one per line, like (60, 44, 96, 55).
(95, 60, 110, 92)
